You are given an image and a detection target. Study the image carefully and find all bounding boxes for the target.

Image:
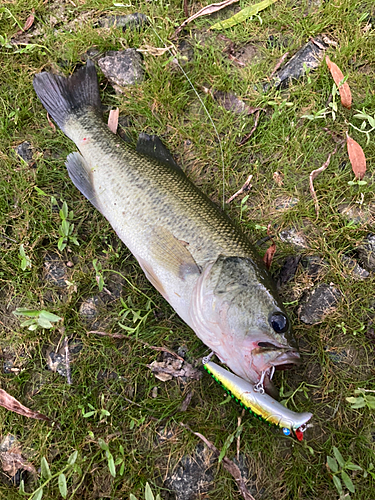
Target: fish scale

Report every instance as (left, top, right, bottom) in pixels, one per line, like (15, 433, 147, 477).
(33, 60, 301, 389)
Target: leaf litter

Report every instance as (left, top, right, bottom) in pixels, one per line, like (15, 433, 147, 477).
(346, 132, 366, 180)
(326, 56, 352, 109)
(0, 389, 51, 422)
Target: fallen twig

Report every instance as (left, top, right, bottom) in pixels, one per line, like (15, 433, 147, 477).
(309, 145, 339, 218)
(64, 337, 72, 385)
(180, 423, 256, 500)
(239, 110, 262, 146)
(226, 174, 253, 203)
(269, 52, 289, 79)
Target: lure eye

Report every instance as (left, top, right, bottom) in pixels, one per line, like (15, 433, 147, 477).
(269, 312, 289, 334)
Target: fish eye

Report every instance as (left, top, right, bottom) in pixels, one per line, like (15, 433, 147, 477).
(269, 312, 289, 334)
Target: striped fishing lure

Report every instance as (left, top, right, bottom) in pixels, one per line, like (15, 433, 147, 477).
(204, 360, 312, 441)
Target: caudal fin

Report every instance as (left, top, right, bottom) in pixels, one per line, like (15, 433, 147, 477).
(33, 60, 101, 135)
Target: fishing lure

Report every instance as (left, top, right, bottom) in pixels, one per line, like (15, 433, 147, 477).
(203, 360, 312, 441)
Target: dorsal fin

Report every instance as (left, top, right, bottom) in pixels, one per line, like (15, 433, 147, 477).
(136, 132, 182, 172)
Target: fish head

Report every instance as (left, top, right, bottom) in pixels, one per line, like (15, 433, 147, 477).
(191, 255, 300, 386)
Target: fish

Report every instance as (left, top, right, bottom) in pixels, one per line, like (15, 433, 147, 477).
(203, 360, 312, 440)
(33, 60, 300, 392)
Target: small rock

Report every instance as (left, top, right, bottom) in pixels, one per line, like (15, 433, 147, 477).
(341, 255, 370, 279)
(233, 43, 263, 66)
(277, 255, 301, 288)
(97, 13, 148, 30)
(338, 203, 375, 225)
(356, 234, 375, 272)
(44, 253, 69, 288)
(15, 142, 33, 164)
(267, 36, 327, 89)
(274, 196, 299, 211)
(299, 283, 341, 325)
(98, 50, 145, 93)
(79, 296, 100, 321)
(301, 255, 327, 280)
(46, 339, 83, 378)
(279, 227, 308, 249)
(164, 444, 215, 500)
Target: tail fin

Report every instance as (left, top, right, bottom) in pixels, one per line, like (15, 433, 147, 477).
(33, 60, 102, 135)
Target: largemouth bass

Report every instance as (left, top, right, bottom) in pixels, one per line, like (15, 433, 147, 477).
(33, 61, 300, 391)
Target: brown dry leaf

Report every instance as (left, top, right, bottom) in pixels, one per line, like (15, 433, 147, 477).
(325, 56, 352, 109)
(346, 132, 366, 180)
(107, 108, 119, 134)
(1, 446, 37, 477)
(263, 224, 276, 270)
(174, 0, 239, 37)
(272, 171, 284, 186)
(137, 45, 174, 56)
(181, 423, 256, 500)
(13, 10, 35, 38)
(147, 359, 202, 381)
(0, 389, 51, 422)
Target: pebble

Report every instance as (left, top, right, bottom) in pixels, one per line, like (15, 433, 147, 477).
(164, 444, 214, 500)
(98, 50, 145, 93)
(277, 255, 301, 288)
(337, 203, 375, 225)
(266, 36, 327, 90)
(44, 253, 69, 288)
(279, 227, 308, 249)
(356, 234, 375, 272)
(341, 255, 370, 279)
(97, 13, 148, 30)
(299, 283, 341, 325)
(15, 141, 33, 164)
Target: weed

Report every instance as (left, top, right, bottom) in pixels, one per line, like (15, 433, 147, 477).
(19, 244, 32, 271)
(21, 451, 79, 500)
(57, 201, 79, 252)
(92, 259, 105, 292)
(326, 447, 363, 499)
(130, 482, 161, 500)
(79, 394, 110, 422)
(13, 308, 62, 330)
(346, 389, 375, 410)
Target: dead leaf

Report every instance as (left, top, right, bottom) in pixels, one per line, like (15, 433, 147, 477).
(0, 446, 37, 477)
(147, 359, 202, 381)
(263, 224, 276, 270)
(346, 132, 366, 180)
(173, 0, 239, 37)
(309, 145, 339, 218)
(108, 108, 119, 134)
(214, 91, 263, 115)
(181, 423, 256, 500)
(326, 56, 352, 109)
(137, 45, 174, 56)
(272, 171, 284, 186)
(13, 10, 35, 38)
(0, 389, 51, 422)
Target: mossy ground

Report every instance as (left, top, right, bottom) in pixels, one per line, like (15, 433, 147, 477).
(1, 0, 375, 498)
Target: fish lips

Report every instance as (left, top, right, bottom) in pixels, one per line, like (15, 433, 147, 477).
(252, 343, 301, 370)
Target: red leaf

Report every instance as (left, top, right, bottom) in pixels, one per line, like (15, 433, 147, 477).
(326, 56, 352, 109)
(346, 132, 366, 180)
(263, 224, 276, 270)
(0, 389, 51, 422)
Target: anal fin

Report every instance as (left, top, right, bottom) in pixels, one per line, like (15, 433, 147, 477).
(65, 152, 102, 213)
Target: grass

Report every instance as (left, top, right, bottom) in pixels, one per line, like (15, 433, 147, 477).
(1, 0, 375, 498)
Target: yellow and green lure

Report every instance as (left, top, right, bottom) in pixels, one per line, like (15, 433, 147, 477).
(204, 360, 312, 441)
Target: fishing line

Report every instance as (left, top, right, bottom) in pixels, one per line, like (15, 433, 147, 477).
(148, 23, 227, 209)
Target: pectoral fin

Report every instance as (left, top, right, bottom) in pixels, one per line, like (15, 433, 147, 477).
(150, 226, 201, 280)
